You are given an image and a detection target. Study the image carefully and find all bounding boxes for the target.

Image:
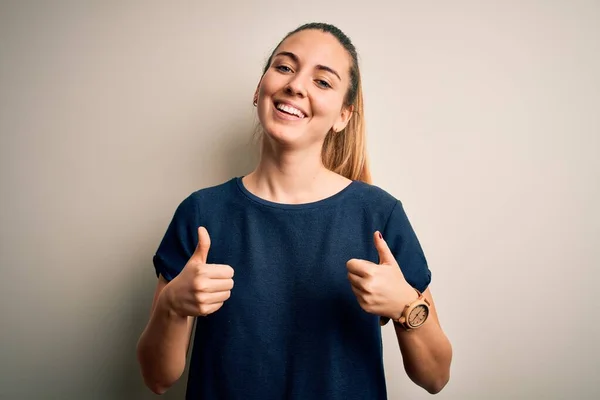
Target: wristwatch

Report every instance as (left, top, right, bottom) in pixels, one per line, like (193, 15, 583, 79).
(380, 288, 431, 330)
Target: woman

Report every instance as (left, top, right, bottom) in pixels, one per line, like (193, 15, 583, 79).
(137, 22, 452, 399)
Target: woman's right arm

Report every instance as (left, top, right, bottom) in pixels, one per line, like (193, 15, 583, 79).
(136, 275, 194, 395)
(137, 226, 234, 394)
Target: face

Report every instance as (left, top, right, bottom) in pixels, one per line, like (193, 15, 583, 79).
(255, 29, 353, 149)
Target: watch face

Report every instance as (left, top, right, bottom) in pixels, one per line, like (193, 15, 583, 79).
(408, 304, 429, 327)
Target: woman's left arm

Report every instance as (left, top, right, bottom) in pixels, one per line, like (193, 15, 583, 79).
(392, 288, 452, 394)
(347, 231, 452, 394)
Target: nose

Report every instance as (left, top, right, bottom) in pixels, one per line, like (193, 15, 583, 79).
(284, 74, 307, 98)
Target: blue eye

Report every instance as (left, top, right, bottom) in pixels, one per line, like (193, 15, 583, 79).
(316, 80, 331, 89)
(275, 65, 292, 73)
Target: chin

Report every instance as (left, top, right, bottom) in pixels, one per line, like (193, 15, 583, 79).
(263, 125, 305, 146)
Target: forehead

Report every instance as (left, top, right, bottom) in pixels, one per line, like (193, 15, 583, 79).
(275, 30, 351, 78)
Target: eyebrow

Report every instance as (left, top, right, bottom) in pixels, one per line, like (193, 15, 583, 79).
(274, 51, 342, 81)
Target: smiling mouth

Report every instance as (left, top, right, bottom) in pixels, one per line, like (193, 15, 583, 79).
(274, 102, 306, 119)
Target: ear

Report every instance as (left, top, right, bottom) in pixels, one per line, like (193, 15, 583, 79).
(253, 78, 263, 104)
(253, 87, 259, 104)
(332, 104, 354, 133)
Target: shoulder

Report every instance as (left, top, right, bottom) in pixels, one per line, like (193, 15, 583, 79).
(169, 177, 238, 218)
(350, 180, 401, 211)
(180, 177, 238, 205)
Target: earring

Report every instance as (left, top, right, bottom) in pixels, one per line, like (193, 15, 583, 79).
(253, 97, 258, 107)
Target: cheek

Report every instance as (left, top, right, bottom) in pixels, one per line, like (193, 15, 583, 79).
(258, 71, 282, 98)
(311, 94, 342, 121)
(256, 76, 276, 122)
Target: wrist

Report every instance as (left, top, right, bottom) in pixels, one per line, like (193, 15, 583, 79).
(391, 283, 419, 319)
(158, 284, 185, 320)
(381, 285, 427, 329)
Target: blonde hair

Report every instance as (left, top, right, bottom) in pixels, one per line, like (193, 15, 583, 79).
(321, 72, 371, 183)
(257, 22, 372, 184)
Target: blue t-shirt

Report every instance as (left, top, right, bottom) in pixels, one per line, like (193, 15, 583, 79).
(153, 177, 431, 400)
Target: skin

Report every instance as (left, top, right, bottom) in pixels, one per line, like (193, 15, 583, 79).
(137, 29, 452, 396)
(247, 29, 355, 202)
(347, 232, 453, 394)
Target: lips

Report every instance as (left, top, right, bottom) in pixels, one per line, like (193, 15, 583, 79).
(274, 101, 307, 118)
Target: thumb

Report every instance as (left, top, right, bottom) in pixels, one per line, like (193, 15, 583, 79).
(374, 231, 395, 265)
(192, 226, 211, 263)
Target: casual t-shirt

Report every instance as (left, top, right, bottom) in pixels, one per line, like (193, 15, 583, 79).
(152, 177, 431, 400)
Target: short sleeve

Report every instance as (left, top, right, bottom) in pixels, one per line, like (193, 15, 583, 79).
(382, 200, 431, 292)
(152, 194, 200, 282)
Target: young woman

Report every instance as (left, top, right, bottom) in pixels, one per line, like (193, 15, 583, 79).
(137, 22, 452, 399)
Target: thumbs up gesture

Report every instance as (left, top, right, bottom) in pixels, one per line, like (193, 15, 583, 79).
(165, 227, 234, 317)
(346, 232, 417, 320)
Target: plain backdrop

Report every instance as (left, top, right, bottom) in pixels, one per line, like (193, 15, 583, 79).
(1, 1, 598, 399)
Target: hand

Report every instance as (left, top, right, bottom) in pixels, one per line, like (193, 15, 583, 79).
(164, 226, 234, 317)
(346, 231, 417, 320)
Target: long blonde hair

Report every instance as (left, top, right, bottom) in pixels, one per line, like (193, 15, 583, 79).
(321, 71, 371, 184)
(257, 23, 372, 184)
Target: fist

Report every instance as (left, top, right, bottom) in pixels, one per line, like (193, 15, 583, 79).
(166, 226, 234, 317)
(346, 231, 416, 319)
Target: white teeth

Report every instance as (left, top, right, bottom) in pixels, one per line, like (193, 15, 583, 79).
(276, 103, 305, 118)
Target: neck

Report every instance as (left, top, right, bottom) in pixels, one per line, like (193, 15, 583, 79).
(243, 137, 346, 204)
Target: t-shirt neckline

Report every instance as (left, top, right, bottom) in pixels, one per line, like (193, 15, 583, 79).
(234, 176, 358, 210)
